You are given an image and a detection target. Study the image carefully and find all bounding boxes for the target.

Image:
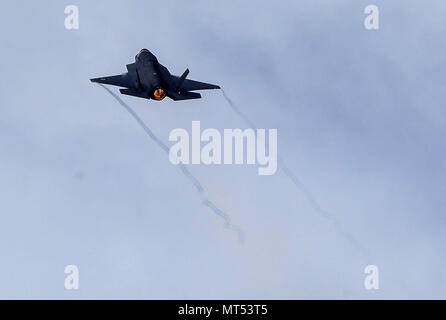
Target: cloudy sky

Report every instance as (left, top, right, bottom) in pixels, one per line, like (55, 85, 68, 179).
(0, 0, 445, 299)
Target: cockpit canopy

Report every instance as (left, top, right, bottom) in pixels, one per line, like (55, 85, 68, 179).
(136, 48, 157, 62)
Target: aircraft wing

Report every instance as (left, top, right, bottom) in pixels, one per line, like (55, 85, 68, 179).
(90, 73, 137, 88)
(174, 77, 220, 91)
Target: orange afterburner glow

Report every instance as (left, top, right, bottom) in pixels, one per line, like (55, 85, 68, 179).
(153, 88, 166, 100)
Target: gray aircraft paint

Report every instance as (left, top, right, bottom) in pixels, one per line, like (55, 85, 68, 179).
(91, 49, 220, 101)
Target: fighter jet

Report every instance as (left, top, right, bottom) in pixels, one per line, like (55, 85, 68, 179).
(90, 49, 220, 101)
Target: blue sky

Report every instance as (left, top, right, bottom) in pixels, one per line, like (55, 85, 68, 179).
(0, 1, 445, 298)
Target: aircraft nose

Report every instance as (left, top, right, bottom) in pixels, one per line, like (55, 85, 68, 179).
(136, 49, 150, 61)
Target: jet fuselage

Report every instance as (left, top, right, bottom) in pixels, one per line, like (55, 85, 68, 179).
(90, 49, 220, 101)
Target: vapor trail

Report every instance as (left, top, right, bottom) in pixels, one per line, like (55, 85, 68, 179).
(221, 88, 366, 255)
(98, 84, 244, 242)
(219, 89, 416, 296)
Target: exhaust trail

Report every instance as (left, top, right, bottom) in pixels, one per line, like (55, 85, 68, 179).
(220, 88, 367, 255)
(98, 84, 244, 242)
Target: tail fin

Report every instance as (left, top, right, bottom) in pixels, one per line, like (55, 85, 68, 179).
(176, 68, 190, 91)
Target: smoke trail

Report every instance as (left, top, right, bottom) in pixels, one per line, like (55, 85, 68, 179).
(220, 89, 416, 297)
(98, 84, 244, 242)
(221, 88, 367, 255)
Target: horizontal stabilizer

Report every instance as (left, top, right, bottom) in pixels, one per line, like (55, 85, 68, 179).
(119, 88, 149, 99)
(168, 91, 202, 101)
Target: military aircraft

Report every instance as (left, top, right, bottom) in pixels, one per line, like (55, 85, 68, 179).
(90, 49, 220, 101)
